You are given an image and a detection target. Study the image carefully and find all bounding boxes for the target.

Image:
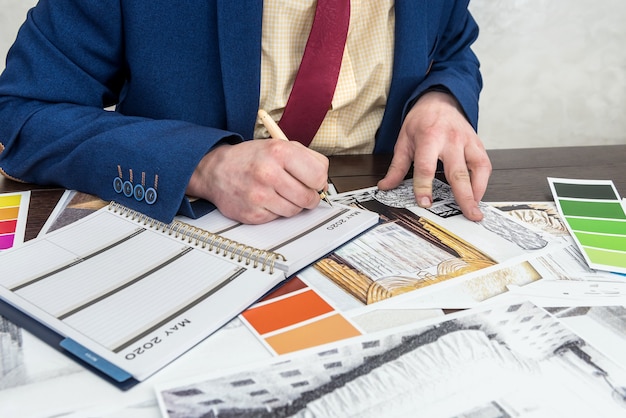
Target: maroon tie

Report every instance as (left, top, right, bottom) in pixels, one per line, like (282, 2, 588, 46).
(278, 0, 350, 146)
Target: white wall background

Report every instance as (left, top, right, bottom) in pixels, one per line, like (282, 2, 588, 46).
(1, 0, 625, 149)
(469, 0, 626, 149)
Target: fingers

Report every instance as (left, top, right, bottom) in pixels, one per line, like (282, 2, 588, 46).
(188, 139, 329, 224)
(441, 141, 491, 221)
(466, 143, 492, 202)
(282, 141, 330, 195)
(272, 165, 326, 213)
(377, 152, 412, 192)
(239, 141, 328, 220)
(379, 123, 439, 209)
(444, 161, 482, 222)
(390, 91, 492, 222)
(378, 131, 416, 192)
(410, 145, 440, 209)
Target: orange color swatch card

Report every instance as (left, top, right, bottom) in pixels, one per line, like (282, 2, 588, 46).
(240, 276, 362, 355)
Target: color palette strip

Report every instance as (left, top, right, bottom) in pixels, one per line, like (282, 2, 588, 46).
(548, 178, 626, 274)
(240, 276, 362, 355)
(0, 191, 30, 250)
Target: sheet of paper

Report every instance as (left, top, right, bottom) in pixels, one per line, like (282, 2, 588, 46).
(548, 177, 626, 274)
(300, 179, 562, 310)
(2, 192, 624, 416)
(0, 191, 30, 250)
(156, 300, 626, 418)
(38, 190, 108, 236)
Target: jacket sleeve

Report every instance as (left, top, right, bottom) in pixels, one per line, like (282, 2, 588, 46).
(0, 0, 238, 223)
(408, 1, 482, 130)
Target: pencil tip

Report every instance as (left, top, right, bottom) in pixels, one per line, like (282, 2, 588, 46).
(318, 191, 332, 206)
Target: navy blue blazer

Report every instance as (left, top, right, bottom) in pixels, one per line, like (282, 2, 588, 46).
(0, 0, 481, 222)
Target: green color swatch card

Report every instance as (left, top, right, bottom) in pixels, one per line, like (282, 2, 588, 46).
(549, 177, 626, 274)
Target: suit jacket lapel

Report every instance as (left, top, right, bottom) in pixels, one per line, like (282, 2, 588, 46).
(392, 0, 429, 80)
(376, 0, 429, 153)
(216, 0, 263, 138)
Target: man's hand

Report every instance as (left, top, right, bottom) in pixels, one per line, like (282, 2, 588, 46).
(378, 91, 492, 221)
(186, 139, 329, 224)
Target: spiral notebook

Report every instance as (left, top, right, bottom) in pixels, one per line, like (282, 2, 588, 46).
(0, 200, 378, 389)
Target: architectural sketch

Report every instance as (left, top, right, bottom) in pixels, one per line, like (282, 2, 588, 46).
(491, 202, 570, 238)
(158, 301, 626, 417)
(310, 180, 551, 304)
(0, 316, 24, 389)
(0, 314, 82, 391)
(374, 179, 548, 250)
(477, 201, 548, 250)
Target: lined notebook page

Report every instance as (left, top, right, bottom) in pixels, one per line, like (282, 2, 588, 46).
(62, 250, 244, 351)
(181, 202, 378, 275)
(181, 202, 344, 250)
(0, 206, 286, 380)
(217, 206, 349, 251)
(4, 209, 245, 349)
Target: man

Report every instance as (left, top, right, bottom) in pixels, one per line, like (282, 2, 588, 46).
(0, 1, 491, 224)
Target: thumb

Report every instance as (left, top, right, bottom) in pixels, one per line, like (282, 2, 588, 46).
(377, 153, 412, 191)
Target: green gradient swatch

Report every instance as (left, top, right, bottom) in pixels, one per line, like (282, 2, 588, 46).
(585, 247, 626, 269)
(553, 182, 617, 200)
(550, 178, 626, 273)
(566, 217, 626, 235)
(559, 199, 626, 219)
(574, 232, 626, 252)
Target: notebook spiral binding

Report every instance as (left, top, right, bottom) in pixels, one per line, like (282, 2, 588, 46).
(108, 202, 286, 274)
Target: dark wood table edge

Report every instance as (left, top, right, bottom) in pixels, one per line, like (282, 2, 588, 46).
(2, 144, 624, 241)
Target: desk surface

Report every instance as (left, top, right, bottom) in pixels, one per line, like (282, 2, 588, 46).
(1, 144, 625, 241)
(328, 144, 626, 200)
(1, 144, 626, 415)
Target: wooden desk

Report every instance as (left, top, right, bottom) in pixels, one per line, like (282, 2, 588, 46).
(329, 144, 626, 201)
(1, 144, 625, 415)
(1, 144, 625, 240)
